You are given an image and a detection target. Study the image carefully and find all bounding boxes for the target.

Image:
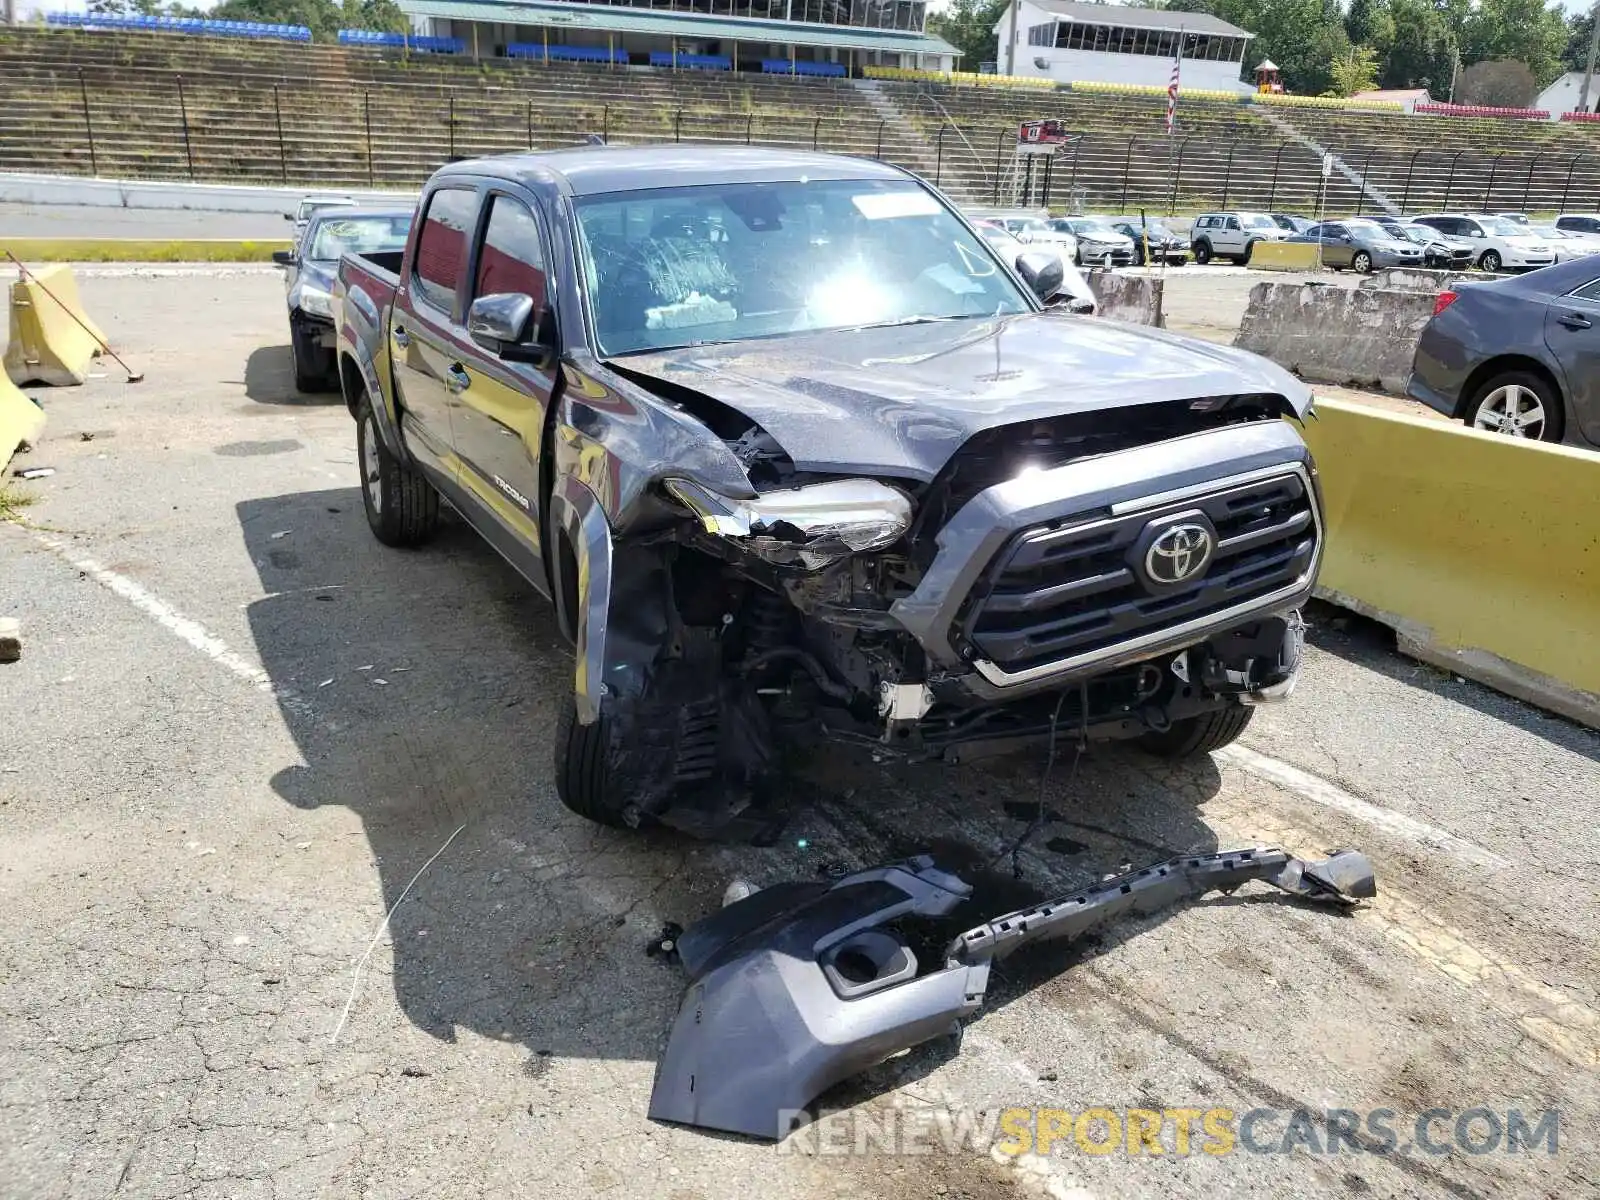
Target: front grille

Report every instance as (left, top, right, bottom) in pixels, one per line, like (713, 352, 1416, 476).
(962, 472, 1317, 675)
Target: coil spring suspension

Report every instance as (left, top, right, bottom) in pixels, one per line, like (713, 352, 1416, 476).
(744, 589, 793, 659)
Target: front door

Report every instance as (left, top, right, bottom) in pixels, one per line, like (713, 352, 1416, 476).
(451, 190, 558, 573)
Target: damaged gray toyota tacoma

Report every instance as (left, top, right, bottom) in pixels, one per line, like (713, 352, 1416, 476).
(333, 146, 1322, 835)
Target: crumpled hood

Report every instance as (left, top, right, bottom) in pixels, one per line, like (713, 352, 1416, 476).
(614, 312, 1312, 482)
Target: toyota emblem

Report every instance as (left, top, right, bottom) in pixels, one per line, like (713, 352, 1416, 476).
(1144, 523, 1214, 585)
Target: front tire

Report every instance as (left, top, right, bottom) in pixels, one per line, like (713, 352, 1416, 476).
(1138, 706, 1254, 758)
(553, 696, 635, 828)
(1241, 239, 1257, 265)
(1193, 240, 1213, 265)
(1479, 249, 1503, 272)
(358, 396, 440, 547)
(1464, 370, 1563, 442)
(1352, 251, 1373, 274)
(290, 319, 334, 393)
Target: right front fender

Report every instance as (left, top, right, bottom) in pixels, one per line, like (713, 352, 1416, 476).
(548, 474, 614, 726)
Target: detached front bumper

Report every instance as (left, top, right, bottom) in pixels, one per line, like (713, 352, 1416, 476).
(890, 421, 1322, 704)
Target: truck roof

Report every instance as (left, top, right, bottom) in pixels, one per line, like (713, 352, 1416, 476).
(437, 145, 909, 197)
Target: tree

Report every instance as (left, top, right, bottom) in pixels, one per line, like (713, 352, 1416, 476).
(1456, 57, 1540, 105)
(1345, 0, 1395, 58)
(1328, 43, 1381, 95)
(927, 0, 1008, 72)
(1384, 0, 1458, 91)
(1460, 0, 1568, 85)
(1565, 8, 1597, 75)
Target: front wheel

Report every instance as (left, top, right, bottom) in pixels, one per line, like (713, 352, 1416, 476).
(1138, 706, 1254, 758)
(358, 396, 440, 547)
(1352, 251, 1373, 274)
(553, 696, 636, 828)
(1241, 239, 1257, 265)
(1479, 249, 1503, 272)
(1193, 240, 1213, 265)
(1464, 371, 1563, 442)
(290, 319, 334, 393)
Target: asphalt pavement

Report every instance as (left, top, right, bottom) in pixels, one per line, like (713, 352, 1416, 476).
(1, 274, 1596, 1199)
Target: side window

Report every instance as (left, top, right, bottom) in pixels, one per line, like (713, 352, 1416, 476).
(412, 186, 479, 315)
(1304, 224, 1323, 238)
(1325, 224, 1346, 239)
(1225, 217, 1240, 230)
(476, 194, 548, 312)
(1572, 278, 1600, 302)
(1463, 221, 1483, 238)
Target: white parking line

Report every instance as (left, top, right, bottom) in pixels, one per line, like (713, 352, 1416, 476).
(33, 531, 274, 694)
(1216, 743, 1511, 871)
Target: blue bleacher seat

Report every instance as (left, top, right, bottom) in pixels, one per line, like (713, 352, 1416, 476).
(47, 11, 311, 42)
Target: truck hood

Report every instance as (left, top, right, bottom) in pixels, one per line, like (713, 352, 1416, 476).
(612, 312, 1312, 482)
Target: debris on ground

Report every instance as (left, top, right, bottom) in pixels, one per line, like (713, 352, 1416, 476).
(11, 466, 53, 480)
(0, 617, 20, 663)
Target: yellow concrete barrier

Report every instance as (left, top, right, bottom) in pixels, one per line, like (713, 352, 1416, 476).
(5, 265, 108, 387)
(0, 238, 292, 263)
(1, 373, 46, 476)
(1303, 399, 1600, 727)
(1249, 242, 1321, 271)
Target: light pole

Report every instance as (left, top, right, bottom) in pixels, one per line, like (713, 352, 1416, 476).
(1579, 1, 1600, 115)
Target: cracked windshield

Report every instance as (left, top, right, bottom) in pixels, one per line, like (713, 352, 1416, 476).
(575, 178, 1030, 354)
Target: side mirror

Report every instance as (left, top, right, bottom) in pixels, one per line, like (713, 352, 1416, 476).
(1014, 251, 1065, 302)
(271, 250, 296, 266)
(468, 292, 550, 364)
(283, 212, 295, 222)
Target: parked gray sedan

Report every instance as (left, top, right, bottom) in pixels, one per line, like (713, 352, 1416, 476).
(1408, 257, 1600, 447)
(1289, 219, 1424, 273)
(273, 208, 412, 391)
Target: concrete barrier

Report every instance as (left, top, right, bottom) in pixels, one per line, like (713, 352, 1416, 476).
(1304, 399, 1600, 729)
(1088, 273, 1163, 325)
(1, 238, 294, 263)
(1235, 281, 1434, 393)
(5, 265, 109, 387)
(1361, 267, 1508, 292)
(0, 172, 410, 215)
(1247, 242, 1321, 271)
(1, 374, 46, 476)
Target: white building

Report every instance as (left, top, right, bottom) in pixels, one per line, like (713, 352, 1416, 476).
(993, 0, 1252, 92)
(1536, 71, 1597, 116)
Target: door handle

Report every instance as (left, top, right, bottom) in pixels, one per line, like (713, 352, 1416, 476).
(444, 363, 472, 393)
(392, 325, 410, 349)
(1558, 312, 1592, 330)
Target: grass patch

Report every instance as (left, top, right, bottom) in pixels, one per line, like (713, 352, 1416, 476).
(0, 483, 36, 524)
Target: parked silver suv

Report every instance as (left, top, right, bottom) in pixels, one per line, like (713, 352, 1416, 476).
(1189, 212, 1291, 265)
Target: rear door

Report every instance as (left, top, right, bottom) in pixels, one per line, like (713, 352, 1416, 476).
(450, 189, 558, 577)
(1544, 273, 1600, 446)
(1321, 223, 1354, 268)
(392, 184, 481, 475)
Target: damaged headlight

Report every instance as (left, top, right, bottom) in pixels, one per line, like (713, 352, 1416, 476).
(294, 285, 333, 319)
(665, 478, 912, 570)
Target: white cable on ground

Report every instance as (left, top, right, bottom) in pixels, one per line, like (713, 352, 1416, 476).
(328, 823, 467, 1046)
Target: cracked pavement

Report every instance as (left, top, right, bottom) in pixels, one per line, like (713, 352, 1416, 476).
(1, 274, 1597, 1199)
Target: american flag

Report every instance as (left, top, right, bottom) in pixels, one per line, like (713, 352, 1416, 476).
(1165, 32, 1183, 134)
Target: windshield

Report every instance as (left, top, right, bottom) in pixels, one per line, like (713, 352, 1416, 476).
(1481, 217, 1527, 237)
(1242, 214, 1277, 229)
(575, 179, 1031, 356)
(979, 227, 1025, 258)
(1345, 221, 1391, 239)
(1070, 220, 1121, 237)
(308, 215, 412, 262)
(296, 198, 353, 221)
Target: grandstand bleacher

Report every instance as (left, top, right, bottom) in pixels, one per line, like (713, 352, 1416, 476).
(5, 25, 1600, 216)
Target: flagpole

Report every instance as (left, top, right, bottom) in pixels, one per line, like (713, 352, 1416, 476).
(1165, 27, 1183, 248)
